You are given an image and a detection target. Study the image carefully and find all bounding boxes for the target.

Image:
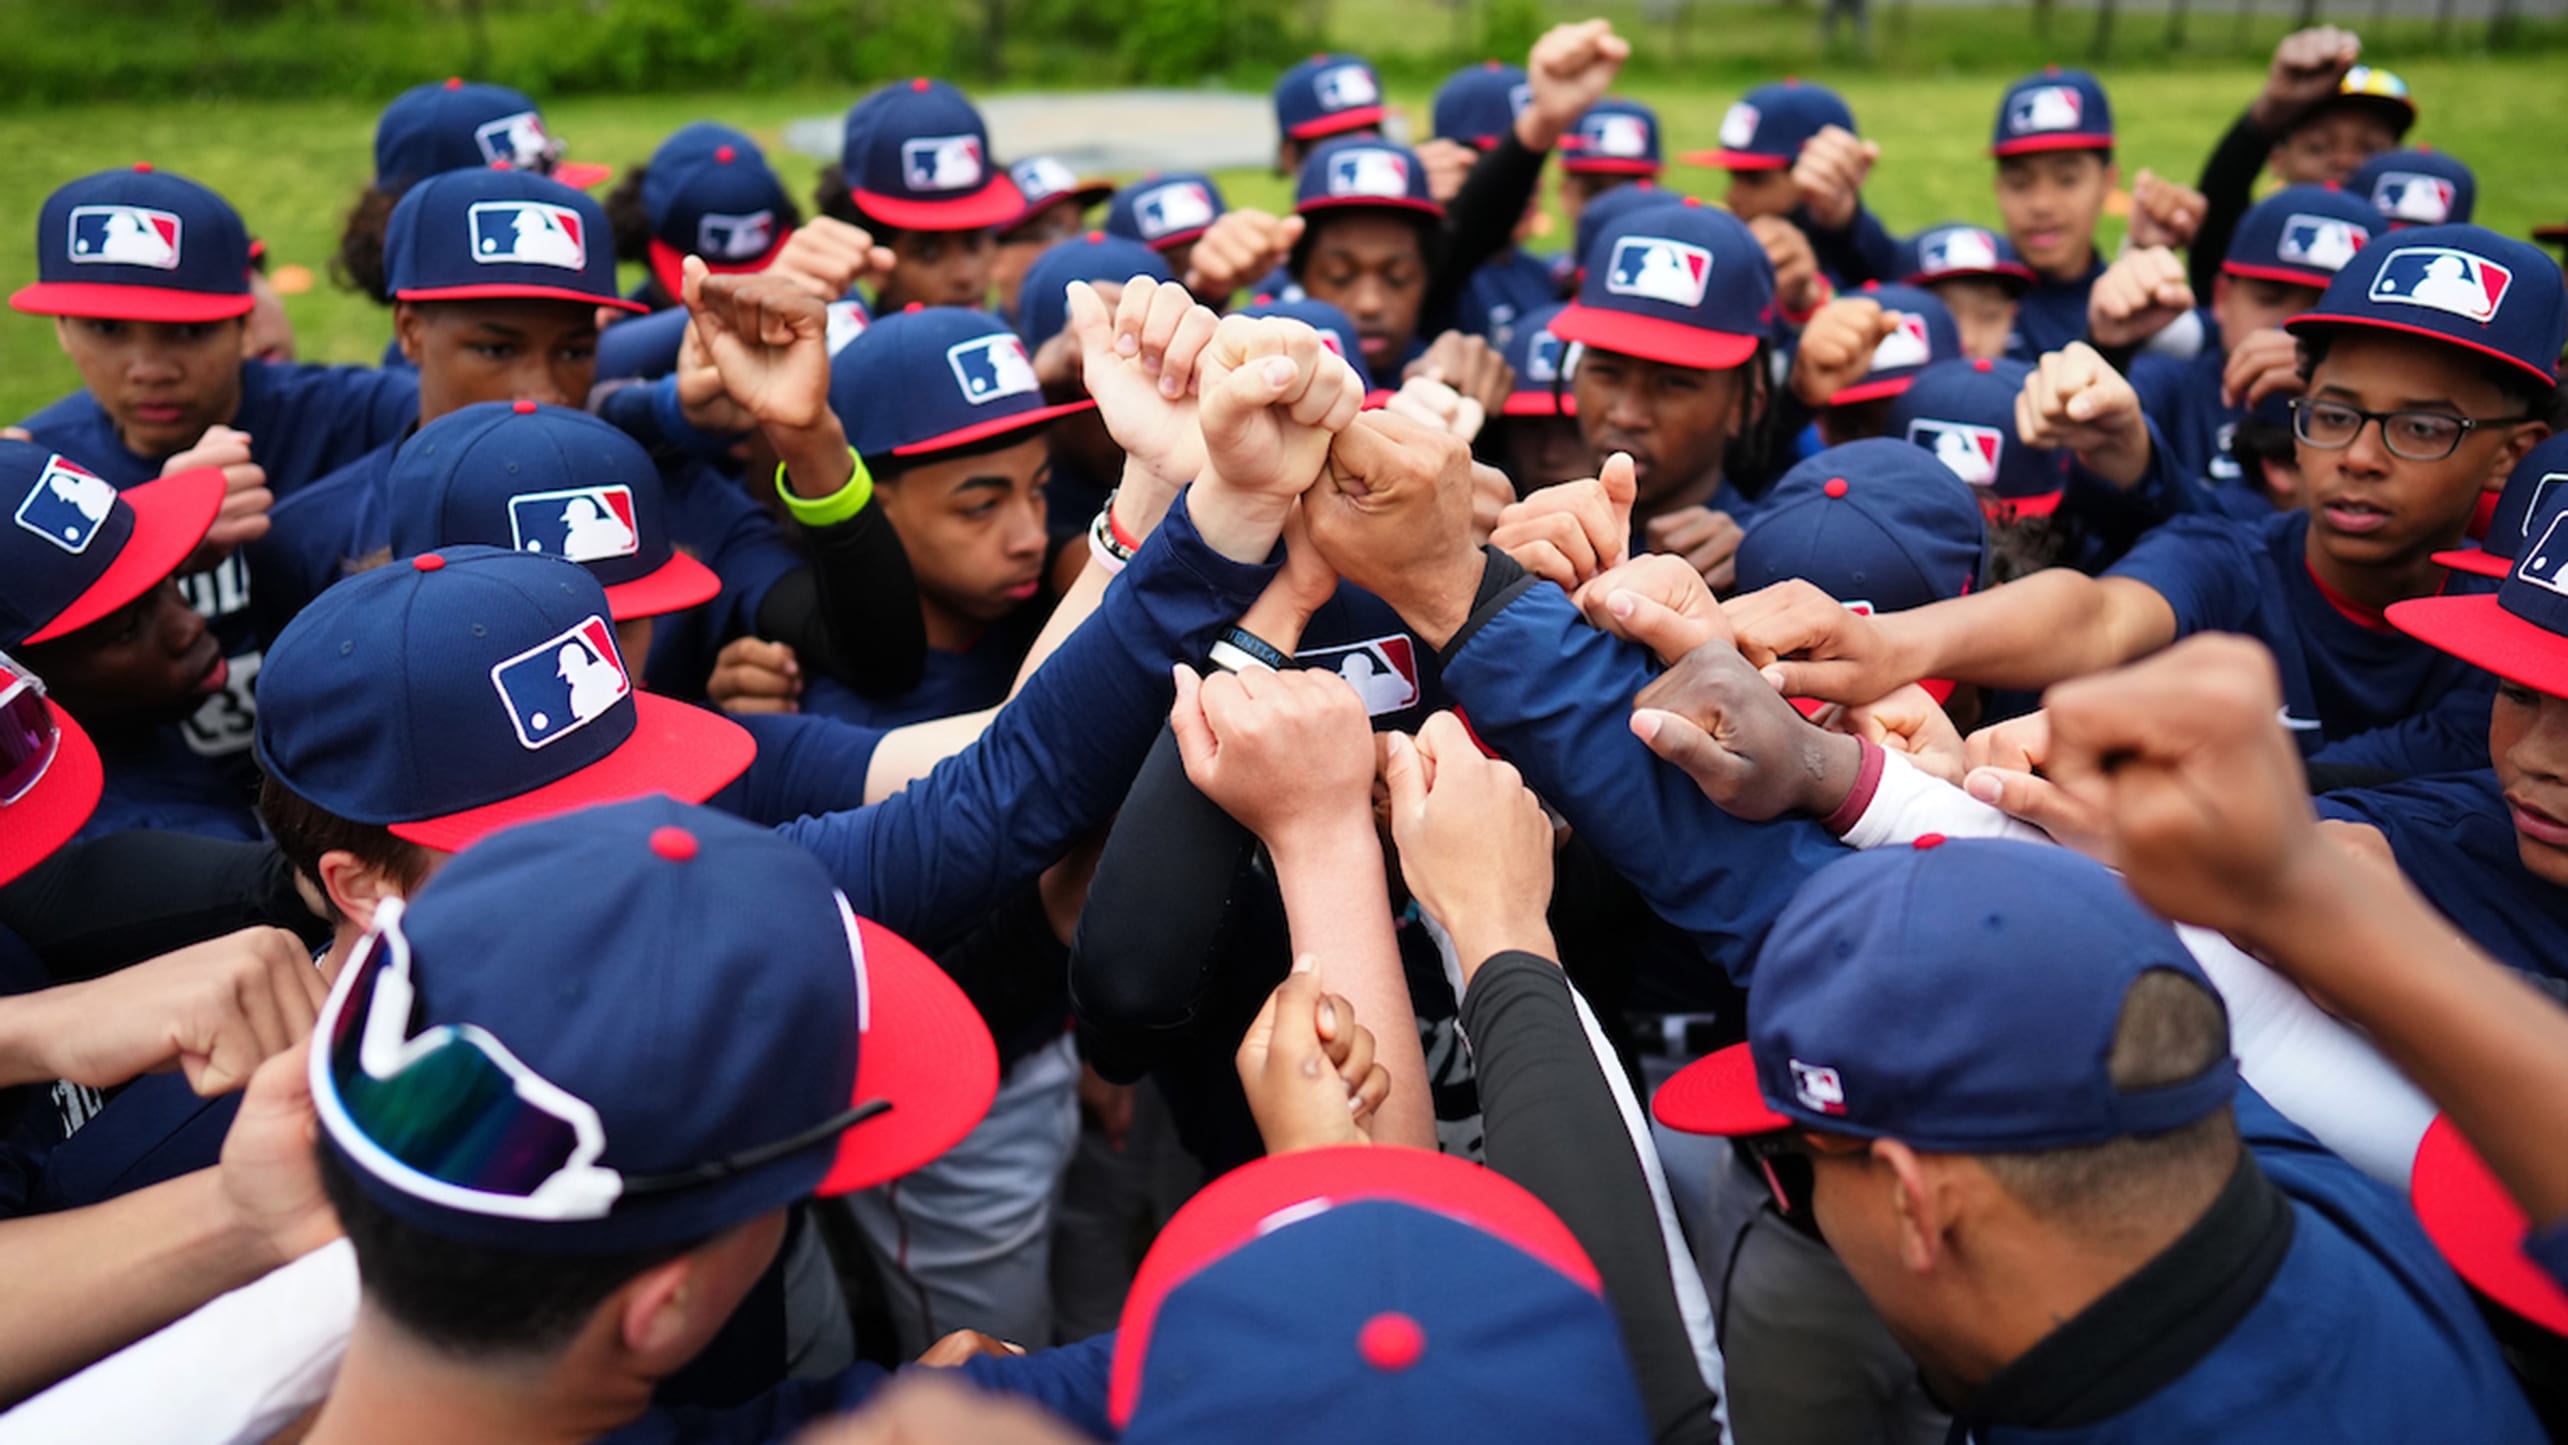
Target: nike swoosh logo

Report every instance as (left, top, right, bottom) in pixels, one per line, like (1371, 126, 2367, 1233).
(2277, 708, 2323, 731)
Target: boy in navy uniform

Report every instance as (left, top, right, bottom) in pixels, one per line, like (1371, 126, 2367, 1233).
(1986, 68, 2118, 357)
(2185, 28, 2411, 293)
(1654, 838, 2544, 1443)
(1891, 223, 2033, 361)
(1730, 223, 2562, 777)
(834, 79, 1023, 311)
(1271, 52, 1387, 177)
(2351, 145, 2476, 230)
(1685, 78, 1898, 287)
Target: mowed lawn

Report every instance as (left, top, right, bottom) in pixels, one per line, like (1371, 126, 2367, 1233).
(1, 54, 2564, 422)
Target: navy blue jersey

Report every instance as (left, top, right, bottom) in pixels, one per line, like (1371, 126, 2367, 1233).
(2007, 255, 2106, 359)
(2317, 771, 2568, 986)
(2108, 510, 2492, 770)
(1454, 248, 1564, 352)
(597, 305, 692, 383)
(245, 440, 401, 641)
(598, 1333, 1113, 1444)
(1959, 1090, 2542, 1443)
(798, 607, 1035, 729)
(2129, 331, 2274, 524)
(81, 728, 264, 844)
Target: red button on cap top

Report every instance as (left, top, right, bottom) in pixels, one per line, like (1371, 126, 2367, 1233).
(444, 76, 464, 89)
(1357, 1312, 1425, 1372)
(1823, 477, 1849, 499)
(715, 144, 736, 164)
(411, 553, 446, 572)
(1914, 832, 1948, 850)
(650, 826, 699, 862)
(513, 399, 539, 414)
(1972, 358, 1995, 372)
(132, 162, 154, 173)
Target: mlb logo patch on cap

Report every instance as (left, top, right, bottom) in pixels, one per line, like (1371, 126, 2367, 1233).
(1582, 111, 1653, 159)
(696, 210, 775, 263)
(2369, 245, 2512, 323)
(1872, 312, 1932, 370)
(1297, 635, 1421, 718)
(1718, 103, 1760, 149)
(1523, 329, 1575, 384)
(1010, 156, 1079, 204)
(2375, 172, 2457, 225)
(1909, 418, 2004, 487)
(2007, 85, 2081, 136)
(825, 300, 870, 357)
(1137, 182, 1214, 241)
(490, 614, 629, 750)
(475, 111, 554, 169)
(2518, 512, 2568, 596)
(947, 331, 1040, 405)
(508, 486, 638, 564)
(1606, 236, 1712, 307)
(1313, 63, 1379, 111)
(14, 456, 116, 554)
(2278, 214, 2367, 272)
(901, 134, 985, 193)
(1328, 148, 1411, 199)
(1789, 1060, 1847, 1115)
(1923, 228, 1998, 272)
(67, 206, 181, 270)
(469, 200, 588, 270)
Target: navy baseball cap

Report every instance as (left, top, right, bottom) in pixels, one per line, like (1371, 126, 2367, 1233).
(830, 306, 1093, 463)
(1655, 839, 2240, 1150)
(1294, 138, 1445, 222)
(1891, 357, 2072, 517)
(2393, 484, 2568, 696)
(1105, 172, 1229, 253)
(1569, 181, 1687, 285)
(1432, 61, 1530, 150)
(842, 79, 1022, 233)
(2435, 433, 2568, 579)
(1989, 68, 2114, 157)
(2223, 184, 2377, 290)
(384, 167, 645, 315)
(1238, 296, 1380, 400)
(1110, 1146, 1649, 1444)
(1501, 303, 1579, 417)
(255, 547, 752, 852)
(1684, 78, 1857, 171)
(1001, 157, 1112, 238)
(0, 650, 103, 888)
(1735, 439, 1986, 621)
(385, 401, 720, 621)
(1274, 53, 1387, 143)
(2284, 222, 2565, 393)
(1561, 98, 1664, 176)
(373, 78, 609, 193)
(1818, 283, 1960, 407)
(1551, 203, 1775, 371)
(13, 167, 255, 324)
(640, 123, 793, 304)
(311, 796, 997, 1253)
(1893, 222, 2035, 293)
(1014, 231, 1173, 353)
(0, 441, 223, 651)
(2352, 147, 2475, 228)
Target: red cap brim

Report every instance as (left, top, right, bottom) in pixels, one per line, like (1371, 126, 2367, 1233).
(647, 232, 792, 308)
(389, 692, 754, 852)
(1286, 108, 1387, 141)
(2431, 547, 2511, 579)
(1550, 302, 1759, 372)
(1982, 489, 2065, 520)
(0, 701, 102, 888)
(853, 177, 1026, 234)
(2387, 593, 2568, 696)
(2285, 312, 2558, 393)
(817, 913, 999, 1196)
(10, 283, 255, 324)
(2221, 260, 2336, 291)
(600, 550, 723, 621)
(394, 283, 650, 315)
(1500, 392, 1574, 417)
(550, 162, 614, 191)
(1827, 373, 1918, 407)
(1109, 1146, 1602, 1427)
(2411, 1115, 2568, 1335)
(1561, 157, 1664, 176)
(1678, 149, 1789, 171)
(21, 468, 225, 646)
(889, 398, 1095, 458)
(1652, 1042, 1794, 1136)
(1990, 133, 2115, 157)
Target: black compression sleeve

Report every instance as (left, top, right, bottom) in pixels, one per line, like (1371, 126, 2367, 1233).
(1461, 951, 1723, 1444)
(0, 833, 327, 984)
(2190, 109, 2275, 296)
(1423, 133, 1549, 336)
(754, 498, 928, 700)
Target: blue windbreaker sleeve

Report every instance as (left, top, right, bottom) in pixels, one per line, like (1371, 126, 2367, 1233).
(776, 489, 1279, 946)
(2310, 670, 2496, 777)
(712, 713, 892, 826)
(1435, 558, 1849, 985)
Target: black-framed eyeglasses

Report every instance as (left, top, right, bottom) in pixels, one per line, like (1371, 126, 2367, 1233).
(2288, 397, 2533, 462)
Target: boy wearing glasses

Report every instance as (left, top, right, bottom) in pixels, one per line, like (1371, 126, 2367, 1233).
(1723, 223, 2560, 776)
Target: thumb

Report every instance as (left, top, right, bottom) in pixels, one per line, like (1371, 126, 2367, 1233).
(1963, 765, 2089, 840)
(1607, 588, 1716, 663)
(1167, 664, 1218, 776)
(1274, 214, 1307, 253)
(680, 254, 711, 314)
(1382, 729, 1430, 829)
(1065, 279, 1110, 358)
(1631, 707, 1752, 793)
(1599, 451, 1638, 518)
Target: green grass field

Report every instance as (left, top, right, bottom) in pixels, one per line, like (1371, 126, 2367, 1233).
(2, 54, 2564, 422)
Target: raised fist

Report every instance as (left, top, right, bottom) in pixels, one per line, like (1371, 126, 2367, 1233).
(2017, 342, 2151, 488)
(2086, 246, 2195, 350)
(1792, 125, 1879, 232)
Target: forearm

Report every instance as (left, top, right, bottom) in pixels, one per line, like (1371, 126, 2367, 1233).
(0, 1169, 280, 1405)
(2237, 850, 2568, 1225)
(1269, 821, 1435, 1150)
(1884, 570, 2173, 691)
(1462, 952, 1721, 1445)
(1426, 134, 1548, 328)
(2190, 109, 2274, 295)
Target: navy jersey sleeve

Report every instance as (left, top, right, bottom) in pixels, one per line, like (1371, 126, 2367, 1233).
(1799, 202, 1900, 288)
(712, 713, 891, 826)
(605, 1333, 1113, 1445)
(597, 307, 692, 382)
(775, 489, 1278, 946)
(2103, 514, 2267, 636)
(1436, 558, 1849, 985)
(2309, 671, 2495, 777)
(664, 461, 803, 638)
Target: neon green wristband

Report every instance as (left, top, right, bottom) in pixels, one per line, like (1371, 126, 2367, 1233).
(776, 447, 873, 527)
